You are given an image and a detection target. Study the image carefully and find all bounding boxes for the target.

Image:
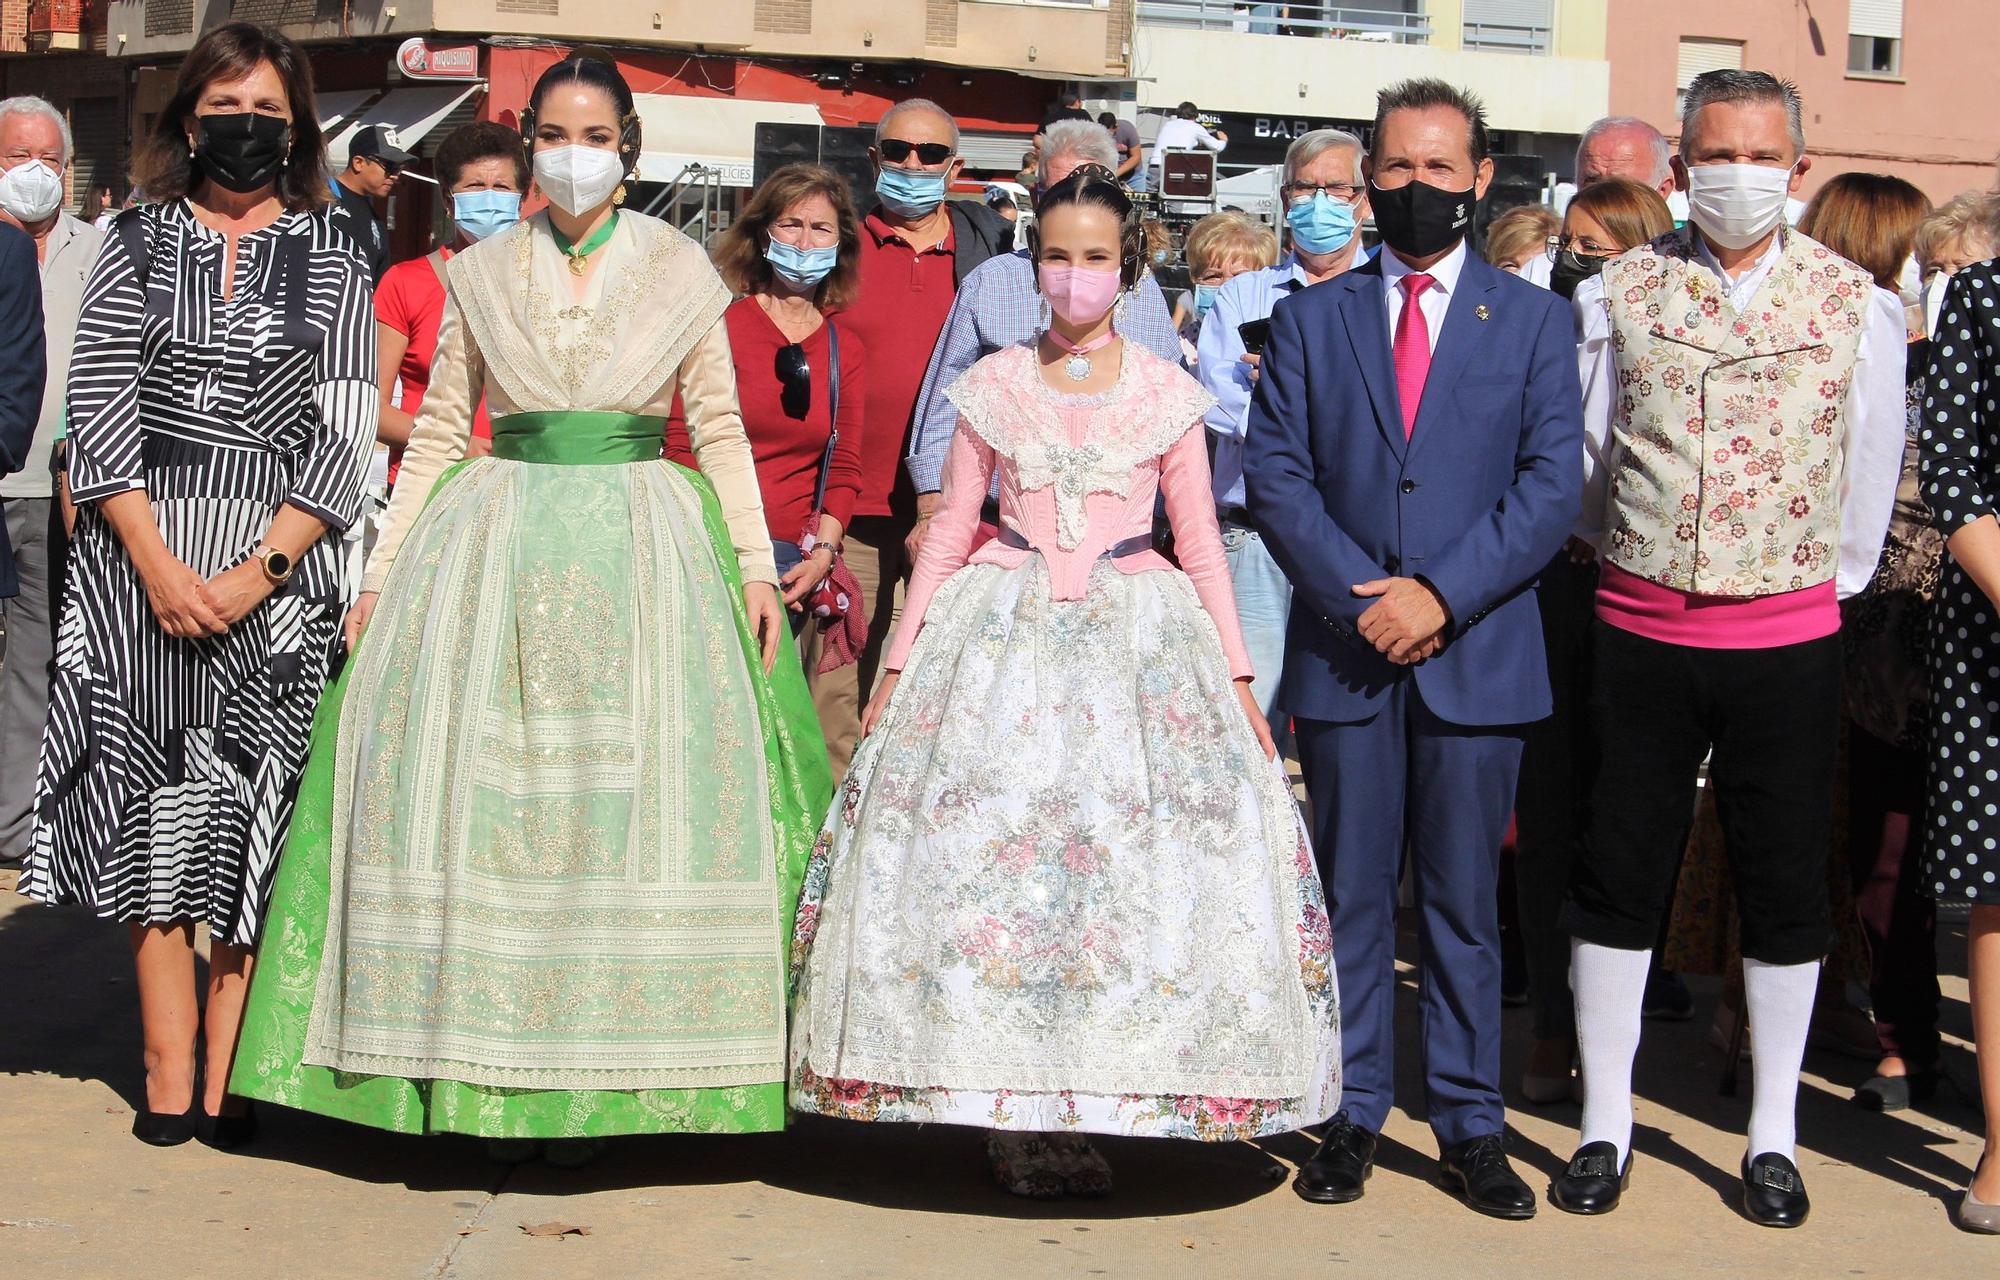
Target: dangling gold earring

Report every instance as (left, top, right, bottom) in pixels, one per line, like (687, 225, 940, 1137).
(612, 183, 627, 207)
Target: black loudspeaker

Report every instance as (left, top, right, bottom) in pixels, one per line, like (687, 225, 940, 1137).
(1476, 152, 1546, 245)
(755, 123, 878, 213)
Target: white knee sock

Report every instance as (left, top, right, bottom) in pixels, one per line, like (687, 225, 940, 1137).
(1572, 940, 1652, 1163)
(1742, 957, 1821, 1162)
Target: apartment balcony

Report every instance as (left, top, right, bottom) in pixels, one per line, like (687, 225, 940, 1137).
(96, 0, 1130, 78)
(26, 0, 85, 51)
(1137, 0, 1430, 45)
(1132, 0, 1607, 139)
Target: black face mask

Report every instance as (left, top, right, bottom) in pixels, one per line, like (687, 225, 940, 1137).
(1367, 177, 1476, 260)
(1550, 250, 1608, 301)
(193, 112, 290, 194)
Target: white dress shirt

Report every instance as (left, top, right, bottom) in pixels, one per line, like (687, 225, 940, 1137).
(1572, 229, 1906, 599)
(1378, 236, 1468, 355)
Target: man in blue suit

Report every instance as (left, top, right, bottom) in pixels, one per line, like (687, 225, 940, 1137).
(0, 219, 48, 599)
(1245, 79, 1581, 1219)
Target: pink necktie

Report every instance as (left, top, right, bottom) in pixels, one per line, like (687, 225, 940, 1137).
(1393, 273, 1435, 440)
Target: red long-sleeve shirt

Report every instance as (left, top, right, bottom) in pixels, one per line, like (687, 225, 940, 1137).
(668, 295, 866, 543)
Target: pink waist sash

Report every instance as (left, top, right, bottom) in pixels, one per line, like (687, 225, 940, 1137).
(1594, 563, 1839, 649)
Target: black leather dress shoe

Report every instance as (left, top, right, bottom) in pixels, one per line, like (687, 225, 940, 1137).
(1294, 1117, 1377, 1204)
(1741, 1152, 1810, 1228)
(1549, 1140, 1632, 1215)
(197, 1101, 259, 1151)
(131, 1104, 197, 1147)
(1853, 1069, 1940, 1112)
(1439, 1134, 1536, 1220)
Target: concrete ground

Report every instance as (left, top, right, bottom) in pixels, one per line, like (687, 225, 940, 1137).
(0, 869, 1992, 1280)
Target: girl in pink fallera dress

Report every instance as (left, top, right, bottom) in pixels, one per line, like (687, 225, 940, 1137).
(787, 167, 1340, 1198)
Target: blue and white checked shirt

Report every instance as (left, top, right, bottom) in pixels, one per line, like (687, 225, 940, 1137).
(1197, 255, 1316, 509)
(904, 249, 1185, 494)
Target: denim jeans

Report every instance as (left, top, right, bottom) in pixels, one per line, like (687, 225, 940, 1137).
(1220, 521, 1292, 722)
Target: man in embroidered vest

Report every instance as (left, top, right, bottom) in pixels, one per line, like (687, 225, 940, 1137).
(1246, 79, 1582, 1220)
(1551, 70, 1905, 1227)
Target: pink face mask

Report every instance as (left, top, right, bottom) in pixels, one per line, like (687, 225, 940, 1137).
(1038, 262, 1124, 329)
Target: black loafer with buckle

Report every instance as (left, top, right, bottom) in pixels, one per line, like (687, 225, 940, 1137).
(1550, 1140, 1632, 1215)
(1741, 1152, 1810, 1228)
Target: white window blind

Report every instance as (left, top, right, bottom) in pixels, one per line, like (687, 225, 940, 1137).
(1849, 0, 1904, 39)
(1462, 0, 1551, 22)
(1676, 37, 1745, 88)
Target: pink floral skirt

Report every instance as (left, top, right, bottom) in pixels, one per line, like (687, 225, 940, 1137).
(787, 560, 1340, 1139)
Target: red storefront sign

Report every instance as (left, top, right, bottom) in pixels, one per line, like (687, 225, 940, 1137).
(396, 39, 481, 81)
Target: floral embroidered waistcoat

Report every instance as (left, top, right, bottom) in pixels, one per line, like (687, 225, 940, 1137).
(1602, 228, 1868, 596)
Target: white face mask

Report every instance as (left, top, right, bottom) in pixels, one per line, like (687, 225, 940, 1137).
(1922, 270, 1952, 339)
(1684, 162, 1794, 251)
(0, 159, 64, 224)
(532, 144, 624, 217)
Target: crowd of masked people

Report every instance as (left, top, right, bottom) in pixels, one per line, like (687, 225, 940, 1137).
(0, 18, 1995, 1239)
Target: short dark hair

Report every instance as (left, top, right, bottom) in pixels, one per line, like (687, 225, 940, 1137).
(1097, 111, 1116, 129)
(713, 163, 864, 309)
(133, 21, 329, 212)
(1679, 69, 1805, 162)
(1373, 77, 1489, 167)
(1028, 163, 1146, 287)
(1176, 101, 1199, 120)
(522, 50, 640, 180)
(432, 121, 530, 192)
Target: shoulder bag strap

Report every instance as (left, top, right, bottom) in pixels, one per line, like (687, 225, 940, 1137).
(812, 319, 840, 519)
(425, 247, 450, 288)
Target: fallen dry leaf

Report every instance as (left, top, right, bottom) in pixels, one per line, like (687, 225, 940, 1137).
(1179, 1239, 1196, 1249)
(456, 1227, 487, 1237)
(519, 1221, 591, 1239)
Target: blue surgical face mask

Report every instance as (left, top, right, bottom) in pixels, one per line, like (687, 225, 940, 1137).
(452, 189, 521, 243)
(1286, 192, 1358, 257)
(1193, 283, 1221, 321)
(765, 236, 839, 291)
(876, 165, 948, 219)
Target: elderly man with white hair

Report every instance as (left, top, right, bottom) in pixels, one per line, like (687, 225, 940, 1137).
(1574, 115, 1675, 201)
(1197, 127, 1369, 727)
(808, 97, 1017, 775)
(903, 117, 1183, 558)
(0, 94, 98, 868)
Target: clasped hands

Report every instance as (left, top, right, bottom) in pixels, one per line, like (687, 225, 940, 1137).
(140, 552, 273, 639)
(1352, 576, 1449, 665)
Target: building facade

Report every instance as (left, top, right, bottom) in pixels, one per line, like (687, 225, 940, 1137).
(1606, 0, 1998, 204)
(0, 0, 1134, 233)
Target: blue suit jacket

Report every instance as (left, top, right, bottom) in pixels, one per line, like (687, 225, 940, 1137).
(0, 221, 48, 599)
(1243, 249, 1582, 726)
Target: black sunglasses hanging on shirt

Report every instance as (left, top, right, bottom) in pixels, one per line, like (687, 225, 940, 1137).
(776, 342, 812, 419)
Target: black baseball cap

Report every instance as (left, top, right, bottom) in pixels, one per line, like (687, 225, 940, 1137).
(349, 123, 415, 166)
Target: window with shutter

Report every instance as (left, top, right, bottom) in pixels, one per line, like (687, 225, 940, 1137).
(1462, 0, 1552, 54)
(1676, 37, 1745, 88)
(66, 97, 122, 215)
(1847, 0, 1903, 76)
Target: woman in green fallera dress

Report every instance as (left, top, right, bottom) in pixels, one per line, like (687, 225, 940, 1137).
(228, 54, 831, 1149)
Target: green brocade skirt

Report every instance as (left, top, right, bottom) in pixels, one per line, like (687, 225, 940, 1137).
(229, 413, 832, 1137)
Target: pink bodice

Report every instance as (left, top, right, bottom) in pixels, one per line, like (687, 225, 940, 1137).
(884, 343, 1253, 680)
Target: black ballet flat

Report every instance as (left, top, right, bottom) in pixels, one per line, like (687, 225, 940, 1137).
(197, 1101, 259, 1151)
(132, 1103, 198, 1147)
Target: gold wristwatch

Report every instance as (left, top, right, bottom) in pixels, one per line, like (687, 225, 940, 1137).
(254, 543, 295, 584)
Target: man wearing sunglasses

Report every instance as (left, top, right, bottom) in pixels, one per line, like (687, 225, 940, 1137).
(817, 98, 1014, 774)
(329, 122, 409, 283)
(904, 118, 1184, 563)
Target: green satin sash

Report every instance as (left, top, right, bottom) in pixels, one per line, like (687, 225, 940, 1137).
(490, 411, 666, 466)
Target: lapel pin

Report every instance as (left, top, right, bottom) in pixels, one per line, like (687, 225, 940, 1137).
(1475, 304, 1491, 321)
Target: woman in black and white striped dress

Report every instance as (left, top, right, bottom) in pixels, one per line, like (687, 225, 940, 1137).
(17, 23, 374, 1148)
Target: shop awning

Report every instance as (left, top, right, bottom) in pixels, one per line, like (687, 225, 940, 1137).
(324, 84, 485, 167)
(633, 94, 825, 187)
(314, 89, 376, 138)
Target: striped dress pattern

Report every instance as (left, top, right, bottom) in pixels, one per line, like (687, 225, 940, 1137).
(19, 200, 376, 946)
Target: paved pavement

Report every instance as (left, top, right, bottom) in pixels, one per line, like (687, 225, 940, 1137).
(0, 868, 1992, 1279)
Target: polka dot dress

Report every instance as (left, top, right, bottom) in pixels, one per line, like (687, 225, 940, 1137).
(1919, 259, 2000, 904)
